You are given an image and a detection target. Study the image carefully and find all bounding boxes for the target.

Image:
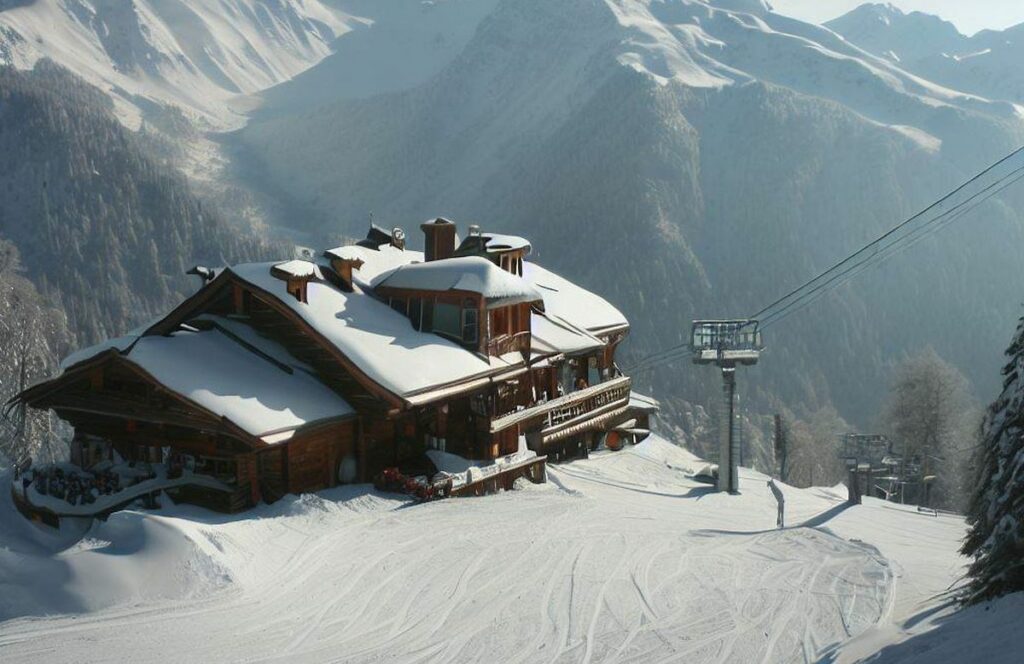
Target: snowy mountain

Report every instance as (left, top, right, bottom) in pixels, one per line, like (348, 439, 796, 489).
(0, 0, 349, 129)
(5, 0, 1024, 459)
(827, 3, 1024, 105)
(237, 0, 1024, 444)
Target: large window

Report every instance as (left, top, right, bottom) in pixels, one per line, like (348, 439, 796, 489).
(433, 301, 462, 340)
(432, 299, 479, 345)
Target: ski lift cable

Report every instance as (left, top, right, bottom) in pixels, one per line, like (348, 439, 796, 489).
(622, 146, 1024, 374)
(752, 145, 1024, 323)
(629, 346, 694, 376)
(759, 162, 1024, 329)
(760, 168, 1024, 331)
(760, 161, 1024, 327)
(758, 167, 1024, 332)
(626, 159, 1024, 372)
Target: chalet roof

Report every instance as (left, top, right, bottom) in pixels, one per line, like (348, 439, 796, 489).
(521, 261, 628, 334)
(51, 239, 628, 413)
(59, 319, 157, 371)
(531, 313, 605, 355)
(126, 328, 354, 441)
(227, 262, 525, 400)
(370, 256, 542, 307)
(324, 243, 414, 288)
(324, 244, 626, 335)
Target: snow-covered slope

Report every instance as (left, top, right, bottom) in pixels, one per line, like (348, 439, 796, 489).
(0, 0, 351, 128)
(0, 436, 987, 662)
(827, 3, 1024, 105)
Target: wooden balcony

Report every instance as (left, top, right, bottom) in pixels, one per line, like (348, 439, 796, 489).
(489, 375, 631, 442)
(487, 330, 531, 357)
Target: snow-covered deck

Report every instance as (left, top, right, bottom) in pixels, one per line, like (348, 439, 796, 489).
(15, 468, 231, 518)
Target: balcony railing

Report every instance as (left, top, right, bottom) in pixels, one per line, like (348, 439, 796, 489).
(487, 331, 531, 357)
(489, 375, 631, 438)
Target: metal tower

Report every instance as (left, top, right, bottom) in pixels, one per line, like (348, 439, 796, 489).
(691, 320, 763, 494)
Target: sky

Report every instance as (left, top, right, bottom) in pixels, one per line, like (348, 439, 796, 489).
(770, 1, 1024, 35)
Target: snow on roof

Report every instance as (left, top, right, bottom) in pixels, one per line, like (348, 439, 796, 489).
(191, 314, 315, 374)
(522, 261, 628, 333)
(228, 263, 523, 399)
(371, 256, 542, 307)
(58, 319, 160, 370)
(481, 233, 531, 253)
(531, 312, 605, 355)
(271, 260, 322, 280)
(324, 243, 419, 287)
(126, 328, 354, 440)
(629, 391, 661, 413)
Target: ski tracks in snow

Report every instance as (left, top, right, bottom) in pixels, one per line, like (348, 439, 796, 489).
(0, 443, 897, 663)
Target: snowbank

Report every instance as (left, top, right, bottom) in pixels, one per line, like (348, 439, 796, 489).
(0, 435, 975, 662)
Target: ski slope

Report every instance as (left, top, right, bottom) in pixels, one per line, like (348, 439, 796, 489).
(0, 436, 972, 662)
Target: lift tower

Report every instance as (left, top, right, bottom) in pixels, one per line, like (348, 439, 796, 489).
(691, 320, 763, 494)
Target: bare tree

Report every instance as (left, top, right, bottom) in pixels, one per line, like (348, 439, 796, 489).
(778, 406, 849, 488)
(0, 241, 69, 465)
(879, 348, 979, 511)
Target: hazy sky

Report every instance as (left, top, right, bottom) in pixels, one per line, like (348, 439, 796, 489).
(770, 1, 1024, 35)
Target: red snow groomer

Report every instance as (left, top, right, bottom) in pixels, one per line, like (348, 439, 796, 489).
(374, 467, 452, 502)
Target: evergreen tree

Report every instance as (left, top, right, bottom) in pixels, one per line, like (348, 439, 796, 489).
(962, 317, 1024, 604)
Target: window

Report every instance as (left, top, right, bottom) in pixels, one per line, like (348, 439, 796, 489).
(462, 300, 479, 345)
(433, 301, 462, 340)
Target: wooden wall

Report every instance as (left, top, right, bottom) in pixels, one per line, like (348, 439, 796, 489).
(285, 420, 356, 495)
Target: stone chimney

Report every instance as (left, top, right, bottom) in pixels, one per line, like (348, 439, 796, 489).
(420, 218, 457, 262)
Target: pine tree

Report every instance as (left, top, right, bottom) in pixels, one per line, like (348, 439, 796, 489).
(962, 317, 1024, 604)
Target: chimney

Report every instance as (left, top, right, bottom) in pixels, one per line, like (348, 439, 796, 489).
(420, 218, 457, 262)
(329, 256, 364, 292)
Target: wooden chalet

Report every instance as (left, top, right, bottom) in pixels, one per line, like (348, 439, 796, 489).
(12, 219, 657, 513)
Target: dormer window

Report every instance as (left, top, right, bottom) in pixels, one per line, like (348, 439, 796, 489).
(370, 255, 541, 351)
(433, 300, 463, 342)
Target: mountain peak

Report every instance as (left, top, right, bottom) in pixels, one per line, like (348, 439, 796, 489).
(826, 2, 965, 62)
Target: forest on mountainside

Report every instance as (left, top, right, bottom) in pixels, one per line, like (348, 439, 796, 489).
(0, 61, 279, 461)
(0, 61, 275, 346)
